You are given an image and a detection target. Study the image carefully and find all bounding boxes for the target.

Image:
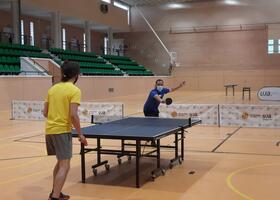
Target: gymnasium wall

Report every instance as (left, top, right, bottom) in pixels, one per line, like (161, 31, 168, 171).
(172, 69, 280, 91)
(117, 27, 280, 88)
(0, 76, 173, 111)
(130, 0, 280, 31)
(0, 77, 52, 111)
(22, 0, 129, 31)
(0, 10, 11, 31)
(115, 2, 280, 89)
(76, 76, 173, 101)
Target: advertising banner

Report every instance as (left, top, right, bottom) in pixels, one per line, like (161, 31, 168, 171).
(12, 100, 123, 123)
(220, 104, 280, 128)
(159, 104, 218, 125)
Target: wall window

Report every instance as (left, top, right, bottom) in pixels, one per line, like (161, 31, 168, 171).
(268, 39, 274, 54)
(278, 39, 280, 53)
(268, 39, 280, 54)
(20, 20, 24, 45)
(30, 21, 34, 46)
(83, 33, 86, 52)
(114, 1, 130, 25)
(62, 28, 66, 50)
(104, 37, 108, 55)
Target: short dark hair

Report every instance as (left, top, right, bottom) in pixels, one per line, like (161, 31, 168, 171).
(155, 79, 164, 84)
(61, 61, 80, 82)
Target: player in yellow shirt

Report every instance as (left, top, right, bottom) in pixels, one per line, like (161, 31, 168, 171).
(43, 61, 88, 200)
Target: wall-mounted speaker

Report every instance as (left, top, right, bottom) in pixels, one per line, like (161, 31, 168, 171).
(100, 4, 108, 14)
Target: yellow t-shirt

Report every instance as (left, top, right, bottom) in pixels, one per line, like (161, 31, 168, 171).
(45, 82, 81, 135)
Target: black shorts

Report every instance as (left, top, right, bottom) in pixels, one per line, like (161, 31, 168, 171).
(144, 110, 159, 117)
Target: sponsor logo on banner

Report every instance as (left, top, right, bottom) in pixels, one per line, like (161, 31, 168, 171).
(12, 101, 123, 122)
(220, 104, 280, 128)
(159, 104, 218, 125)
(258, 87, 280, 101)
(242, 112, 249, 120)
(78, 102, 123, 123)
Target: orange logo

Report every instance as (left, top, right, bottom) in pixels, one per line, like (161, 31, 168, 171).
(242, 112, 249, 120)
(171, 111, 177, 118)
(27, 107, 32, 113)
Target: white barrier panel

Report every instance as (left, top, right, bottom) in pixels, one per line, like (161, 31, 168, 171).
(12, 100, 123, 123)
(258, 87, 280, 101)
(78, 102, 123, 123)
(159, 104, 218, 125)
(220, 104, 280, 128)
(12, 100, 45, 120)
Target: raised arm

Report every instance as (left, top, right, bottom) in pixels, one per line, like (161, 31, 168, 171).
(170, 81, 186, 92)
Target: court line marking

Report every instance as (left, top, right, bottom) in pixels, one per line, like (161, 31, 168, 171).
(8, 141, 280, 159)
(186, 137, 280, 143)
(0, 153, 81, 161)
(211, 127, 241, 152)
(0, 130, 43, 141)
(0, 143, 44, 170)
(0, 156, 79, 186)
(226, 163, 280, 200)
(11, 140, 45, 144)
(187, 149, 280, 157)
(13, 133, 44, 142)
(13, 133, 280, 145)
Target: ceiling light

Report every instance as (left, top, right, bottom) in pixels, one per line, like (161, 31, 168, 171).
(224, 0, 240, 5)
(162, 3, 190, 10)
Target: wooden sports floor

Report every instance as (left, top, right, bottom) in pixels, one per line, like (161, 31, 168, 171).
(1, 91, 280, 200)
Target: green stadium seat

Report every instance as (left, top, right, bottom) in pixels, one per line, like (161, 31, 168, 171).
(0, 64, 4, 73)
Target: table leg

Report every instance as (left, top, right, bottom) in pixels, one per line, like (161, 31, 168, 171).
(97, 138, 101, 164)
(81, 143, 86, 183)
(175, 132, 178, 158)
(136, 139, 141, 188)
(181, 128, 185, 161)
(157, 139, 160, 168)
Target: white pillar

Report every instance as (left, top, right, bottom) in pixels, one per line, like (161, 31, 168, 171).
(11, 0, 20, 44)
(107, 27, 113, 55)
(84, 21, 91, 52)
(51, 11, 61, 48)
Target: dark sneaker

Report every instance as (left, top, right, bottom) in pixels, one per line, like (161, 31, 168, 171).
(49, 192, 70, 200)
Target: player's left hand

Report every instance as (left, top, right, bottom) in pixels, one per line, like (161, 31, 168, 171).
(78, 134, 88, 146)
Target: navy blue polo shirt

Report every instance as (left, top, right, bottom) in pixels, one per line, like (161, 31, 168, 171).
(143, 88, 170, 114)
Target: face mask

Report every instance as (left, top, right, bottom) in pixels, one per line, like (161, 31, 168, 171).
(156, 86, 163, 92)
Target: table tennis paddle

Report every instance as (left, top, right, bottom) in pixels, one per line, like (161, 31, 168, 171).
(165, 98, 173, 105)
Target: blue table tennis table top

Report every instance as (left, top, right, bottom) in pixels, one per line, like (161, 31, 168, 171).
(72, 117, 201, 140)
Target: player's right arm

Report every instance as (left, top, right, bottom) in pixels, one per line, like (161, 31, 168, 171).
(153, 94, 165, 103)
(70, 103, 88, 146)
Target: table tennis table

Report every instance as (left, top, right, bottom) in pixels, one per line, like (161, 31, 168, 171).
(72, 117, 201, 188)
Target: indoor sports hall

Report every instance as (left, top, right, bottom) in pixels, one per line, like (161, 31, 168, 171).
(0, 0, 280, 200)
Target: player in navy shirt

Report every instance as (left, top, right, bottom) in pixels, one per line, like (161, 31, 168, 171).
(143, 79, 186, 117)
